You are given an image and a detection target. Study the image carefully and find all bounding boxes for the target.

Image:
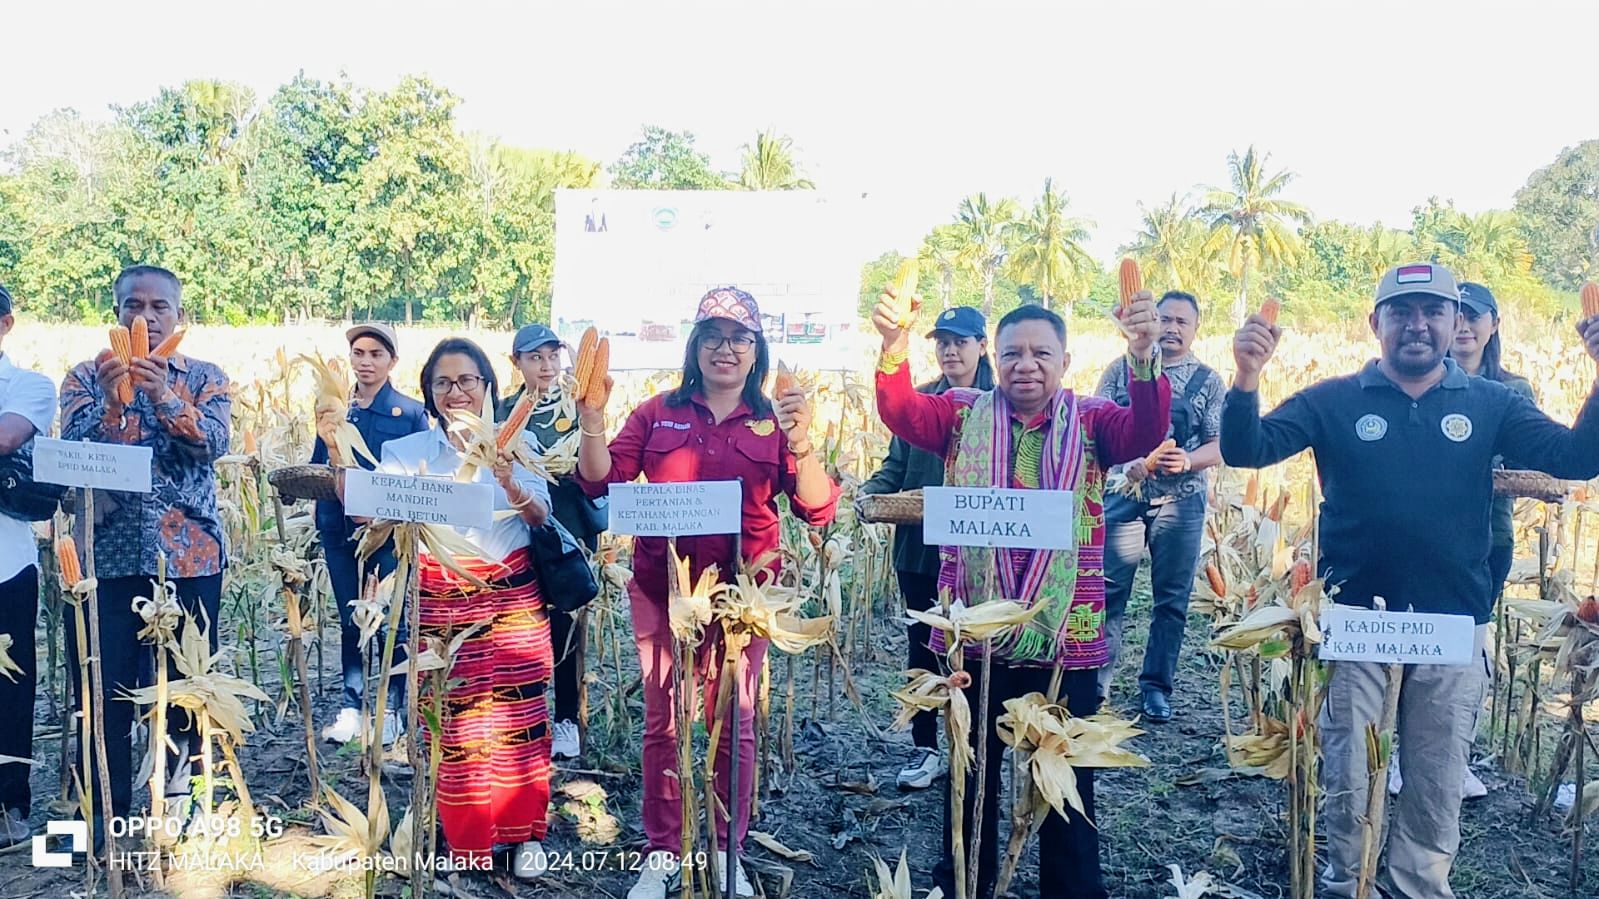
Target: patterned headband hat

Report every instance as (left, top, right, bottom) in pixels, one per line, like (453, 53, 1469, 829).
(694, 286, 762, 332)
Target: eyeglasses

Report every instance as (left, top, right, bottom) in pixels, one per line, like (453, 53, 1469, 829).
(430, 374, 484, 395)
(697, 333, 757, 354)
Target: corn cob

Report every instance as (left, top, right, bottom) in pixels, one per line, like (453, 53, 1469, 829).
(57, 536, 83, 588)
(243, 431, 258, 455)
(890, 258, 920, 328)
(1118, 258, 1142, 310)
(1142, 437, 1176, 469)
(109, 325, 134, 404)
(1290, 558, 1313, 593)
(152, 328, 186, 357)
(583, 337, 610, 405)
(130, 316, 149, 359)
(1582, 282, 1599, 319)
(572, 327, 600, 402)
(1243, 473, 1260, 508)
(497, 392, 535, 450)
(772, 364, 797, 397)
(1205, 561, 1227, 596)
(1260, 297, 1281, 327)
(1578, 596, 1599, 624)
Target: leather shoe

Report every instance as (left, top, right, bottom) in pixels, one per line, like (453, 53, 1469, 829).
(1141, 691, 1172, 723)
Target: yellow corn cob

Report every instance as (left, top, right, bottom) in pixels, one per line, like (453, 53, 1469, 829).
(1260, 297, 1282, 327)
(1582, 282, 1599, 319)
(772, 363, 797, 397)
(1118, 258, 1142, 310)
(57, 536, 83, 588)
(243, 431, 258, 455)
(130, 316, 149, 359)
(585, 337, 610, 405)
(1243, 473, 1260, 508)
(497, 393, 535, 450)
(890, 258, 919, 328)
(1142, 437, 1176, 469)
(152, 328, 185, 357)
(109, 326, 134, 404)
(572, 327, 600, 402)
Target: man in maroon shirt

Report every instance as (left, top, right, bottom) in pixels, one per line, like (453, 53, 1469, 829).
(576, 287, 839, 899)
(872, 292, 1168, 899)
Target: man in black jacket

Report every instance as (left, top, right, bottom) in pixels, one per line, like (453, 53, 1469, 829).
(858, 306, 993, 789)
(1221, 262, 1599, 899)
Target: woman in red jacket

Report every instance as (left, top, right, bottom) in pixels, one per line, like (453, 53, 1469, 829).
(576, 287, 839, 899)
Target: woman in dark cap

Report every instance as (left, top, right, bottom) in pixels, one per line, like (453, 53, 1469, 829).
(501, 323, 607, 761)
(576, 287, 840, 899)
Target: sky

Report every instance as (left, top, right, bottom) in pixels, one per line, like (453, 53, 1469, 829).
(4, 0, 1595, 262)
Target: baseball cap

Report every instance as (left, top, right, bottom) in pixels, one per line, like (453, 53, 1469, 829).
(926, 306, 987, 339)
(1458, 282, 1499, 318)
(694, 286, 763, 331)
(346, 322, 398, 355)
(0, 283, 11, 316)
(1373, 263, 1461, 309)
(512, 324, 561, 353)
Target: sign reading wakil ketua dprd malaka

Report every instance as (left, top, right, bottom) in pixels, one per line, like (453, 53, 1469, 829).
(921, 486, 1075, 550)
(608, 480, 742, 537)
(342, 469, 494, 530)
(1319, 606, 1477, 666)
(32, 436, 154, 493)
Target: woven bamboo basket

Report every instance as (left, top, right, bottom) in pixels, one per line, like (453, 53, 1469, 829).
(268, 464, 339, 503)
(857, 489, 924, 524)
(1493, 469, 1569, 502)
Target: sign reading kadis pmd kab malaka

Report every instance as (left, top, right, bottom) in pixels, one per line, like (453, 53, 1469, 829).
(921, 486, 1075, 550)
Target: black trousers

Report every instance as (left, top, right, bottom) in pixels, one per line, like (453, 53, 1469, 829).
(897, 569, 942, 749)
(65, 573, 222, 819)
(0, 565, 38, 816)
(934, 665, 1106, 899)
(546, 531, 597, 723)
(323, 530, 403, 711)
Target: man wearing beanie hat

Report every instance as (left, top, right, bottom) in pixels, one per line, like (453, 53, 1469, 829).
(1221, 263, 1599, 898)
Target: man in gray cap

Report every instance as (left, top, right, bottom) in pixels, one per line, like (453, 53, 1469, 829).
(312, 322, 429, 745)
(1221, 262, 1599, 898)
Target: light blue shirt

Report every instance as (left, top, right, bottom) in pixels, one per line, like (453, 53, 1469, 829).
(376, 423, 550, 564)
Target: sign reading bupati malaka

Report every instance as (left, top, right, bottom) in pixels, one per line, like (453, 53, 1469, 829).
(921, 486, 1075, 550)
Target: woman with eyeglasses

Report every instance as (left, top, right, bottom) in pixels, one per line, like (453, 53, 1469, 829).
(575, 287, 840, 899)
(354, 337, 557, 878)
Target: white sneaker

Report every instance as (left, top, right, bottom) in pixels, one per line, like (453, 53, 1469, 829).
(0, 809, 29, 847)
(551, 719, 581, 760)
(896, 748, 946, 790)
(1462, 766, 1488, 800)
(711, 853, 755, 898)
(627, 850, 680, 899)
(512, 839, 547, 880)
(321, 708, 360, 744)
(381, 710, 403, 748)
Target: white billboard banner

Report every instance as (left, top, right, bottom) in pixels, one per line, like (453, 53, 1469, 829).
(552, 190, 871, 370)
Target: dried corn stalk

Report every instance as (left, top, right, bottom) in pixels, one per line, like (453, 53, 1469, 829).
(297, 354, 376, 468)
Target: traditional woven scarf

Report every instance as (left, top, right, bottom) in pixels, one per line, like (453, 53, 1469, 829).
(940, 386, 1096, 665)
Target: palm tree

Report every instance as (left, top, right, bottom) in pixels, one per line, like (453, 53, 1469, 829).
(1004, 178, 1095, 315)
(919, 225, 963, 311)
(951, 193, 1021, 317)
(1449, 210, 1533, 281)
(1125, 194, 1222, 297)
(1201, 147, 1312, 320)
(737, 131, 815, 190)
(1357, 225, 1414, 285)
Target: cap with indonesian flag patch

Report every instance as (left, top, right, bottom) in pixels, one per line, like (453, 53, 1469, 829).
(1373, 262, 1462, 309)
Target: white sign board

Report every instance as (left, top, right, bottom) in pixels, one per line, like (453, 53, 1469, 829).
(1319, 607, 1477, 666)
(32, 437, 153, 493)
(608, 481, 742, 537)
(343, 470, 494, 530)
(922, 487, 1075, 550)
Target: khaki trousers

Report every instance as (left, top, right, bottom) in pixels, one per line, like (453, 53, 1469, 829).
(1320, 625, 1489, 899)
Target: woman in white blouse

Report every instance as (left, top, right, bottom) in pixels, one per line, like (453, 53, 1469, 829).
(374, 337, 555, 880)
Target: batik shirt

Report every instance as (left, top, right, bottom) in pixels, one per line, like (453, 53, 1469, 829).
(59, 353, 231, 579)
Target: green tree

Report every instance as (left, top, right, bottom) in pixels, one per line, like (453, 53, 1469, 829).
(1123, 194, 1222, 299)
(1004, 178, 1094, 315)
(918, 224, 963, 311)
(1513, 140, 1599, 289)
(1201, 146, 1312, 320)
(736, 131, 814, 190)
(608, 125, 728, 189)
(951, 192, 1020, 318)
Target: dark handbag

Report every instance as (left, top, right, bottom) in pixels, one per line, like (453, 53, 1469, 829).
(578, 494, 609, 534)
(528, 516, 599, 614)
(0, 443, 68, 522)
